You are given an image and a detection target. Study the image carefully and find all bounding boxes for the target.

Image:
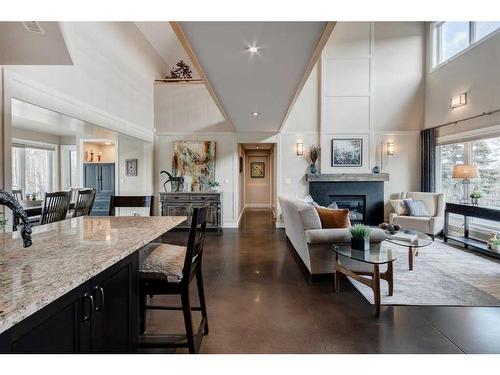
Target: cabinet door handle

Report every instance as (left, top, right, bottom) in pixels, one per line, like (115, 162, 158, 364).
(93, 286, 105, 311)
(82, 293, 94, 321)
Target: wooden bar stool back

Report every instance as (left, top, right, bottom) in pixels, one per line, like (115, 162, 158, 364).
(139, 206, 209, 354)
(109, 195, 154, 216)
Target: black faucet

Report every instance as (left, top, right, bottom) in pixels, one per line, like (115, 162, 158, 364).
(0, 190, 32, 247)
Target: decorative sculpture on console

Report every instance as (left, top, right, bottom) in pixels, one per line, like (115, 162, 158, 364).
(160, 171, 184, 193)
(0, 190, 32, 247)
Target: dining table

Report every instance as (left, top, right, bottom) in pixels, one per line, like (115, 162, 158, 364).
(12, 200, 75, 231)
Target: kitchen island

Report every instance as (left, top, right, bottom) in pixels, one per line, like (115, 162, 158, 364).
(0, 215, 185, 353)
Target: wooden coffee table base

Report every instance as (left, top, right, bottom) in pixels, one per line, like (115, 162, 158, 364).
(334, 253, 394, 317)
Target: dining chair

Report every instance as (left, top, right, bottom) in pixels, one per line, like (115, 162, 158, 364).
(69, 187, 81, 204)
(72, 189, 96, 217)
(138, 206, 209, 354)
(40, 191, 72, 225)
(12, 189, 23, 202)
(109, 195, 154, 216)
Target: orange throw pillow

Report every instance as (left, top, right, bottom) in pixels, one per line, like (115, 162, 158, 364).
(315, 207, 351, 229)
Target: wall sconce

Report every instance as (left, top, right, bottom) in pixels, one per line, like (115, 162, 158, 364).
(380, 141, 395, 170)
(386, 142, 395, 156)
(296, 142, 303, 156)
(450, 92, 467, 109)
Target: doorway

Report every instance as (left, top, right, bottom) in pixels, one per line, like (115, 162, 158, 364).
(238, 143, 277, 229)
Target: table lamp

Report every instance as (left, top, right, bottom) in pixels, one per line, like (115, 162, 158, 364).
(452, 164, 479, 204)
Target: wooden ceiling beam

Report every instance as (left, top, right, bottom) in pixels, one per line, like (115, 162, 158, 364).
(170, 22, 236, 133)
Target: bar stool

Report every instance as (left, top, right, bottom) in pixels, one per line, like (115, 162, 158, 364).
(138, 206, 209, 353)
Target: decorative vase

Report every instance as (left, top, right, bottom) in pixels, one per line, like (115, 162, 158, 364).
(351, 237, 370, 252)
(210, 186, 218, 192)
(310, 163, 318, 174)
(183, 175, 193, 192)
(471, 197, 479, 205)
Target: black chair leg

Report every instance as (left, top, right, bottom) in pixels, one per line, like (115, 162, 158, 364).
(181, 289, 196, 353)
(139, 294, 147, 334)
(196, 268, 209, 335)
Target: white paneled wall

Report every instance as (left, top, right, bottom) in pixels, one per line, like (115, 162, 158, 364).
(321, 22, 373, 173)
(319, 22, 425, 219)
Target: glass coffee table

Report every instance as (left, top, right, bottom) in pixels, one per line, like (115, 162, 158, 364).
(384, 229, 433, 270)
(332, 243, 398, 317)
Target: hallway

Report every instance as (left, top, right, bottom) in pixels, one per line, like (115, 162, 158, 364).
(146, 209, 500, 354)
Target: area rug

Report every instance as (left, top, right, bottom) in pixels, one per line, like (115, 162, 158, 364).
(349, 240, 500, 306)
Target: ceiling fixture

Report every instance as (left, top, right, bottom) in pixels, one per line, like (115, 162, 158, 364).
(247, 44, 260, 54)
(251, 112, 259, 117)
(22, 21, 45, 35)
(104, 142, 112, 145)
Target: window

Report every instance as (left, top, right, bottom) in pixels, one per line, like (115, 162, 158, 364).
(472, 138, 500, 206)
(12, 142, 56, 198)
(437, 142, 465, 202)
(437, 136, 500, 235)
(432, 21, 500, 68)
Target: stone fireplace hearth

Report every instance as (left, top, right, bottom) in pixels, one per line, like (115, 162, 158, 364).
(307, 173, 389, 226)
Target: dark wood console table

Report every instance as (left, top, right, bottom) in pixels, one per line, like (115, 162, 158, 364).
(444, 202, 500, 259)
(159, 192, 222, 231)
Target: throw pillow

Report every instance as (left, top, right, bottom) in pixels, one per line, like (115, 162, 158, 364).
(404, 199, 430, 217)
(327, 202, 339, 209)
(303, 195, 321, 207)
(390, 198, 411, 215)
(314, 207, 351, 229)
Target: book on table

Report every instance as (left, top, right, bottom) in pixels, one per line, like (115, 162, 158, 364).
(390, 232, 418, 243)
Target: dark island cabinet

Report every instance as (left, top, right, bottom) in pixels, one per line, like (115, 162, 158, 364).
(0, 252, 138, 353)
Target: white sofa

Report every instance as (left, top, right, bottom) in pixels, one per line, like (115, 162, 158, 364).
(389, 192, 445, 237)
(278, 196, 385, 277)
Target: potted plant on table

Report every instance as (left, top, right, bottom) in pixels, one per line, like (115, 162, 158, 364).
(470, 190, 482, 205)
(490, 239, 500, 252)
(350, 224, 372, 252)
(208, 180, 220, 192)
(308, 145, 320, 174)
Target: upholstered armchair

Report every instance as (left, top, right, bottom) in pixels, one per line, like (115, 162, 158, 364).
(389, 192, 445, 237)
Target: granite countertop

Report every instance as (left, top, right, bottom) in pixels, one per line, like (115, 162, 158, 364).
(0, 216, 185, 334)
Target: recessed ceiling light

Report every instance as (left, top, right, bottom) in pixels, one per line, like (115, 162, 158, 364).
(251, 112, 259, 117)
(247, 44, 259, 54)
(105, 142, 112, 145)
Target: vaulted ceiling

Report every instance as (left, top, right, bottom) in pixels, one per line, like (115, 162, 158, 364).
(177, 22, 333, 133)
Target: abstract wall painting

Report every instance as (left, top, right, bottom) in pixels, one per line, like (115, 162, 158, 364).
(172, 141, 216, 192)
(331, 139, 363, 167)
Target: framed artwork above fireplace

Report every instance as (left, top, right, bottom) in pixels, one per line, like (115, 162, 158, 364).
(331, 138, 363, 167)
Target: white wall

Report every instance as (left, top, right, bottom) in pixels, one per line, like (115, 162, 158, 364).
(154, 83, 232, 133)
(425, 28, 500, 136)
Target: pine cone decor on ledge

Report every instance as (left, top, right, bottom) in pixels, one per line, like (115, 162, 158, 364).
(166, 60, 193, 80)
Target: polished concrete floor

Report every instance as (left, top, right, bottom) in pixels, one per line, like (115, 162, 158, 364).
(146, 208, 500, 354)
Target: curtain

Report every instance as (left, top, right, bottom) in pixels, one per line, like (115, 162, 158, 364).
(420, 128, 437, 192)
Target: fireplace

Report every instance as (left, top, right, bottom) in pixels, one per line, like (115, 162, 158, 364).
(307, 173, 389, 226)
(329, 195, 365, 224)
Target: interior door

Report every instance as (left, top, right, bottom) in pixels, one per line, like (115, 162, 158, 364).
(99, 164, 115, 195)
(83, 164, 99, 190)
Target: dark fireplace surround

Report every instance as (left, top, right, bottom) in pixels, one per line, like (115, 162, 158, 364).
(307, 173, 389, 226)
